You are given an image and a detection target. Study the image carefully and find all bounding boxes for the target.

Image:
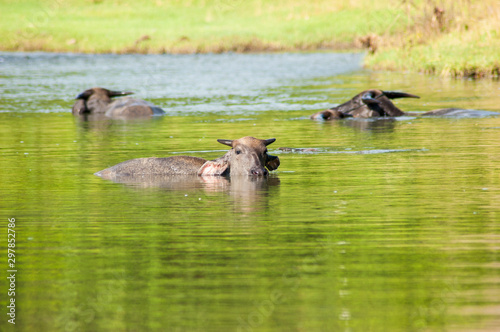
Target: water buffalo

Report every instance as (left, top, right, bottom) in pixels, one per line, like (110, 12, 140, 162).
(311, 89, 419, 120)
(95, 136, 280, 180)
(310, 89, 498, 120)
(72, 87, 165, 117)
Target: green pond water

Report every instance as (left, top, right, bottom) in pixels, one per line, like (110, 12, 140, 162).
(1, 52, 500, 332)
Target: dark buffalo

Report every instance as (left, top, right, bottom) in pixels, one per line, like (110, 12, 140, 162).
(72, 87, 165, 117)
(311, 89, 419, 120)
(310, 89, 497, 120)
(95, 136, 280, 179)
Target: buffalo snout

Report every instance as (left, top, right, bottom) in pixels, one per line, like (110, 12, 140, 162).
(250, 167, 269, 176)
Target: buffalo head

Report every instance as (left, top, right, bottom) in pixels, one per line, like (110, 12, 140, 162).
(72, 87, 134, 114)
(198, 136, 280, 176)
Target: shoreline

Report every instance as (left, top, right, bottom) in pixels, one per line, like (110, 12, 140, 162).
(2, 45, 498, 79)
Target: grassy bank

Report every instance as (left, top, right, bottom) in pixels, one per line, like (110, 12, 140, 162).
(365, 0, 500, 78)
(1, 0, 499, 77)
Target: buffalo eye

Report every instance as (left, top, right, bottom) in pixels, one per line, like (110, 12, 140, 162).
(235, 149, 242, 155)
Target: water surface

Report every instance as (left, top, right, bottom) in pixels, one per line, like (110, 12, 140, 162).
(1, 52, 500, 332)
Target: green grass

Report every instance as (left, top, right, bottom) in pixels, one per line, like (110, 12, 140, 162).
(1, 0, 407, 53)
(364, 0, 500, 78)
(1, 0, 499, 77)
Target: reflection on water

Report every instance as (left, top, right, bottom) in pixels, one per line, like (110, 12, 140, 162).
(1, 52, 500, 332)
(73, 112, 166, 132)
(103, 174, 280, 214)
(340, 117, 400, 131)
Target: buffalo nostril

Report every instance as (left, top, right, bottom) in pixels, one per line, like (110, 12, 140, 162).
(250, 168, 268, 176)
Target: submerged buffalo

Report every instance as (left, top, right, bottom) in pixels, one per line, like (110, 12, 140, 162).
(311, 89, 420, 120)
(310, 89, 494, 120)
(72, 87, 165, 117)
(95, 136, 280, 180)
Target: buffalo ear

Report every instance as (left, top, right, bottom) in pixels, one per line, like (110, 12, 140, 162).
(264, 138, 276, 146)
(265, 155, 280, 171)
(198, 159, 229, 176)
(217, 139, 233, 147)
(361, 93, 381, 105)
(75, 89, 94, 100)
